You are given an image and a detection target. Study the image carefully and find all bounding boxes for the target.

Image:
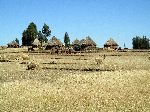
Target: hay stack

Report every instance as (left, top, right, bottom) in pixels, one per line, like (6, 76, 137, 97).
(20, 54, 30, 60)
(8, 54, 18, 60)
(27, 61, 39, 70)
(0, 53, 30, 62)
(95, 58, 103, 64)
(0, 54, 10, 62)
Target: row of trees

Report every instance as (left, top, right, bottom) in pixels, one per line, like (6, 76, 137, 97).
(132, 36, 150, 49)
(22, 22, 51, 46)
(22, 22, 70, 48)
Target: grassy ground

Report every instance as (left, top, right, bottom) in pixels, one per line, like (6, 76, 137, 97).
(0, 48, 150, 112)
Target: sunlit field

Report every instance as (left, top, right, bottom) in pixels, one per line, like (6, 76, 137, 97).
(0, 48, 150, 111)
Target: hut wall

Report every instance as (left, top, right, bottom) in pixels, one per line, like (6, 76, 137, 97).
(104, 45, 118, 50)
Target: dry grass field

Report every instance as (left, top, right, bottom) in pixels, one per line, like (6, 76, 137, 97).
(0, 48, 150, 112)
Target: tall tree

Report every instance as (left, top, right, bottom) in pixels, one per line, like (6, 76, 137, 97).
(15, 38, 19, 44)
(38, 31, 45, 47)
(64, 32, 70, 48)
(22, 30, 28, 46)
(132, 36, 150, 49)
(42, 23, 51, 42)
(22, 22, 38, 46)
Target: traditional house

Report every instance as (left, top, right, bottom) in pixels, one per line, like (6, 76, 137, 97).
(7, 41, 19, 48)
(104, 38, 119, 50)
(45, 36, 63, 50)
(72, 38, 80, 45)
(79, 36, 96, 50)
(32, 38, 41, 48)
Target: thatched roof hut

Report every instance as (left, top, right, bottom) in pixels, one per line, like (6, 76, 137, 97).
(45, 36, 63, 50)
(51, 36, 63, 46)
(72, 39, 80, 45)
(32, 38, 41, 48)
(79, 36, 96, 50)
(104, 38, 119, 50)
(7, 41, 19, 48)
(79, 36, 96, 46)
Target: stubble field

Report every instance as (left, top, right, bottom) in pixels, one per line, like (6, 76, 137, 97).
(0, 48, 150, 112)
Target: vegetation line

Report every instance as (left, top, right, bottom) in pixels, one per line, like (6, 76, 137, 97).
(42, 67, 114, 72)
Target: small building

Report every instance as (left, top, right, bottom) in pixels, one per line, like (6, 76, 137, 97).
(45, 36, 63, 50)
(32, 38, 41, 48)
(104, 38, 119, 50)
(7, 41, 19, 48)
(72, 38, 80, 46)
(79, 36, 96, 50)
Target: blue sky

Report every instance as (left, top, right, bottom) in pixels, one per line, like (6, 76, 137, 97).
(0, 0, 150, 48)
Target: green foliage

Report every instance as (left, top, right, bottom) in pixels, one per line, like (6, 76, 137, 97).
(22, 30, 28, 46)
(22, 22, 38, 46)
(73, 44, 81, 51)
(132, 36, 150, 49)
(42, 23, 51, 42)
(37, 23, 51, 47)
(64, 32, 70, 48)
(15, 38, 19, 45)
(38, 31, 45, 46)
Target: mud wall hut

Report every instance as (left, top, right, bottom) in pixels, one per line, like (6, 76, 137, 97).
(45, 36, 63, 50)
(7, 41, 19, 48)
(104, 38, 118, 50)
(79, 36, 96, 50)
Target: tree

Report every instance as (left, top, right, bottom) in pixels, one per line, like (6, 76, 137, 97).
(42, 23, 51, 42)
(22, 30, 28, 46)
(15, 38, 19, 44)
(132, 36, 150, 49)
(38, 31, 45, 47)
(64, 32, 70, 48)
(22, 22, 38, 46)
(124, 43, 126, 48)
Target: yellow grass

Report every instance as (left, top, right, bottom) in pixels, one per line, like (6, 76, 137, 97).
(0, 48, 150, 111)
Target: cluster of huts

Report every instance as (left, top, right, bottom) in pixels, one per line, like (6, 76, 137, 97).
(7, 36, 119, 51)
(7, 41, 19, 48)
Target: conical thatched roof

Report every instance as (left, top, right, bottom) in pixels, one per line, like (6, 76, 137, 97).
(47, 40, 54, 46)
(86, 36, 97, 46)
(72, 38, 80, 45)
(79, 36, 96, 46)
(104, 38, 118, 46)
(32, 38, 40, 46)
(7, 41, 19, 46)
(47, 36, 63, 46)
(79, 39, 85, 45)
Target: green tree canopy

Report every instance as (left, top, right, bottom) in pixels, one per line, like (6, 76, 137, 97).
(38, 31, 46, 47)
(15, 38, 19, 44)
(132, 36, 150, 49)
(22, 30, 28, 46)
(22, 22, 38, 46)
(64, 32, 70, 48)
(42, 23, 51, 42)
